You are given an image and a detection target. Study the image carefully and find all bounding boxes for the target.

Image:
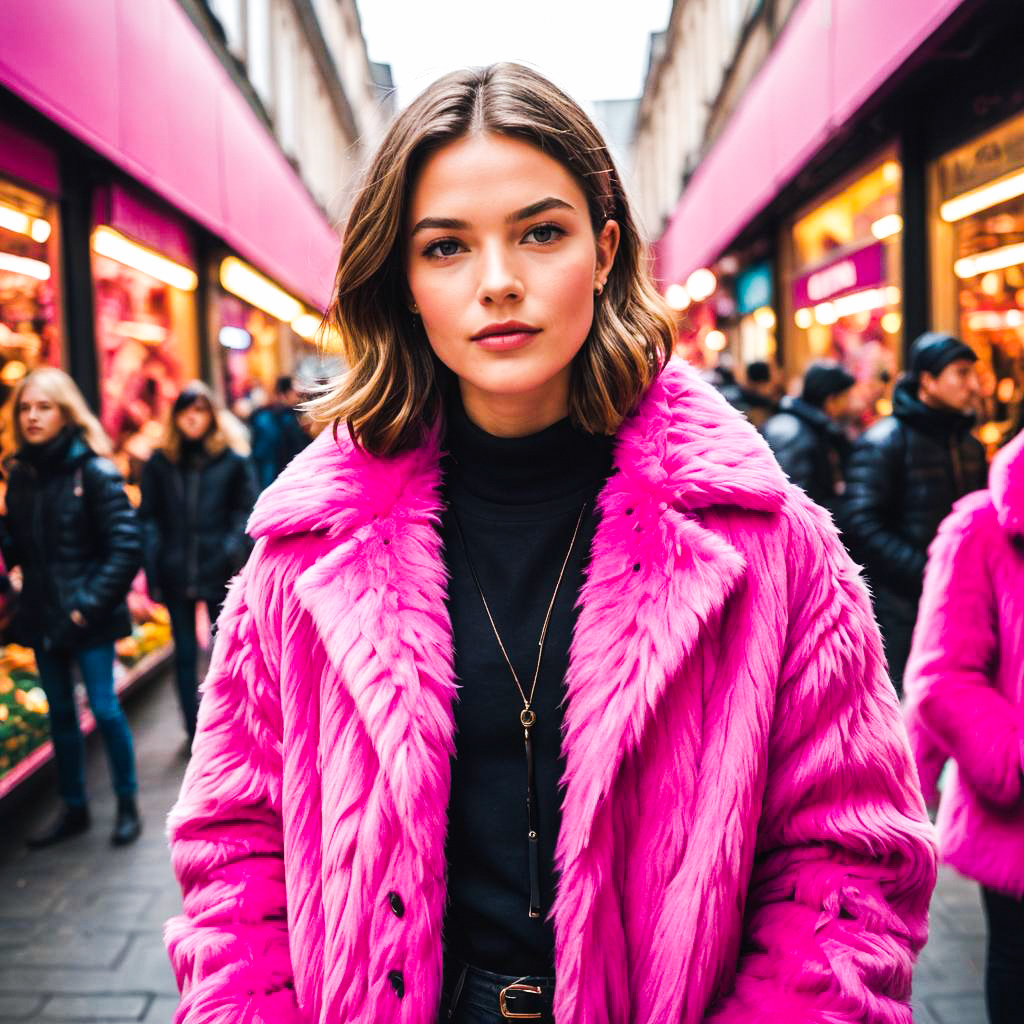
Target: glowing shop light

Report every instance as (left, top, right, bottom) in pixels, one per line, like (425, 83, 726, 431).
(882, 161, 902, 185)
(831, 288, 888, 318)
(665, 283, 690, 311)
(886, 286, 902, 305)
(219, 256, 301, 322)
(814, 302, 838, 326)
(0, 360, 27, 384)
(0, 252, 51, 281)
(291, 312, 322, 340)
(794, 307, 814, 330)
(997, 377, 1017, 403)
(0, 201, 51, 244)
(941, 169, 1024, 223)
(980, 272, 1001, 296)
(875, 398, 893, 417)
(1008, 309, 1024, 328)
(704, 329, 727, 352)
(219, 326, 253, 351)
(93, 227, 198, 291)
(955, 242, 1024, 279)
(871, 214, 903, 240)
(686, 267, 717, 302)
(752, 306, 776, 331)
(881, 312, 902, 334)
(979, 422, 1002, 446)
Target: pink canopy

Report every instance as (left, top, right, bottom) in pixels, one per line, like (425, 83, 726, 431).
(655, 0, 967, 286)
(1, 0, 340, 309)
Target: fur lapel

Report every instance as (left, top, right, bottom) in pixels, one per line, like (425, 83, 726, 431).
(247, 360, 789, 847)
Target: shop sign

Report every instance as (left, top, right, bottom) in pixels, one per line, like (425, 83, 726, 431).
(792, 242, 886, 308)
(938, 119, 1024, 202)
(735, 263, 773, 314)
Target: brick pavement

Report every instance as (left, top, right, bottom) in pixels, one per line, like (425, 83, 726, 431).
(0, 670, 991, 1023)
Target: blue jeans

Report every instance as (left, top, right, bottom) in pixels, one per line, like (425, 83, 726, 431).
(166, 591, 226, 739)
(34, 643, 138, 806)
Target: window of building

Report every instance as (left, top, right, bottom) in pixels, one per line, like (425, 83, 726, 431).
(784, 150, 903, 421)
(931, 110, 1024, 448)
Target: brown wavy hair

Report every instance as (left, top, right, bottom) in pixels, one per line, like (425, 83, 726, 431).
(307, 62, 675, 456)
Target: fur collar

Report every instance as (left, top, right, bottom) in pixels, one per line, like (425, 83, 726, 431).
(247, 359, 790, 853)
(990, 427, 1024, 537)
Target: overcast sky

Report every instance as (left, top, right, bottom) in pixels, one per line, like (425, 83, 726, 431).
(354, 0, 674, 110)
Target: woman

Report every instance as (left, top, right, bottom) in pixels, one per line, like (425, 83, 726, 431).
(1, 367, 142, 847)
(166, 65, 936, 1023)
(139, 382, 256, 744)
(904, 427, 1024, 1024)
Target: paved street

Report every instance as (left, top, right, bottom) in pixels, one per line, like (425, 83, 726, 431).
(0, 671, 990, 1023)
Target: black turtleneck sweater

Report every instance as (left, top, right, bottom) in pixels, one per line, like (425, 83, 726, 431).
(440, 396, 615, 975)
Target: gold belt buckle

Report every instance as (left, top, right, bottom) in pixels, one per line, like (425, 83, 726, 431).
(499, 981, 544, 1019)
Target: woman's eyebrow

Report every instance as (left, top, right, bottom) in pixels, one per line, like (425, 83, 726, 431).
(409, 197, 576, 237)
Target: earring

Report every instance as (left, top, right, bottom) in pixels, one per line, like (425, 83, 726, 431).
(594, 281, 604, 296)
(410, 303, 420, 315)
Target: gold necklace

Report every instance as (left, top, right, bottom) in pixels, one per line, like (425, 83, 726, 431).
(451, 500, 588, 918)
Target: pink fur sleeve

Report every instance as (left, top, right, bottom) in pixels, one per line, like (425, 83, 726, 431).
(164, 549, 304, 1024)
(904, 500, 1022, 808)
(708, 509, 937, 1023)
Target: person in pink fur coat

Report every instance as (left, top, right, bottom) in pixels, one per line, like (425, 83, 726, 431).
(165, 64, 936, 1023)
(903, 426, 1024, 1024)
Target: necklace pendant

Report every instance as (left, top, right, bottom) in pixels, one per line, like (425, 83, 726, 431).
(520, 708, 537, 729)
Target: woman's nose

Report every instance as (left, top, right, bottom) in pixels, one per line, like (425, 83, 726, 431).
(476, 244, 523, 306)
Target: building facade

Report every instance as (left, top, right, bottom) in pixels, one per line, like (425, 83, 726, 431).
(635, 0, 1024, 445)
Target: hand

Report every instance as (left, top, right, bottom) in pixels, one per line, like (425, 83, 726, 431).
(70, 609, 87, 628)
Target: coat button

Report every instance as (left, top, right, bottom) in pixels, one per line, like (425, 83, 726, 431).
(388, 891, 405, 918)
(388, 969, 404, 998)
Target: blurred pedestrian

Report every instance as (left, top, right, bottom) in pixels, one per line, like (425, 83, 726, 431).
(841, 332, 987, 693)
(761, 359, 854, 513)
(139, 382, 256, 745)
(903, 425, 1024, 1024)
(742, 359, 778, 429)
(0, 367, 142, 847)
(165, 64, 934, 1024)
(248, 374, 310, 489)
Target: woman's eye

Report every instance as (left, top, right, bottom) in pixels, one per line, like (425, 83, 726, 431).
(524, 223, 565, 245)
(424, 238, 463, 259)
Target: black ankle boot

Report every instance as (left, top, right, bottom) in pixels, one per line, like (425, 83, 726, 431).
(111, 796, 142, 846)
(27, 803, 91, 849)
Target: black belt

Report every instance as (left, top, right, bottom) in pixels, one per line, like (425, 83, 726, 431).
(442, 959, 555, 1021)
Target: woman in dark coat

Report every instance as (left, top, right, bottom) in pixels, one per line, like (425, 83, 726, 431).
(139, 382, 256, 743)
(1, 367, 143, 848)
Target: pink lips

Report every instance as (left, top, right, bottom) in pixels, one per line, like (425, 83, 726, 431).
(470, 320, 541, 351)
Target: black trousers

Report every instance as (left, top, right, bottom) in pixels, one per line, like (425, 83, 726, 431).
(981, 886, 1024, 1024)
(166, 588, 227, 739)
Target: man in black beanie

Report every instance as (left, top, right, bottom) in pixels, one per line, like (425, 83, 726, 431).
(761, 360, 855, 512)
(840, 332, 987, 694)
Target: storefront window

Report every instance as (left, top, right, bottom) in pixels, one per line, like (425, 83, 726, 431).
(91, 226, 199, 475)
(932, 111, 1024, 448)
(0, 179, 62, 413)
(784, 152, 903, 420)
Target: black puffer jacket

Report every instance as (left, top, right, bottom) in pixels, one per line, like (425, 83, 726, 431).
(0, 429, 142, 651)
(139, 443, 257, 603)
(840, 378, 987, 685)
(761, 396, 850, 511)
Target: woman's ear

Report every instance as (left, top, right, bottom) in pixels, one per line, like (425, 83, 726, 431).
(595, 220, 620, 292)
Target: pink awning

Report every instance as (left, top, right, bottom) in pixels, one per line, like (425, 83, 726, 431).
(0, 0, 340, 309)
(655, 0, 968, 287)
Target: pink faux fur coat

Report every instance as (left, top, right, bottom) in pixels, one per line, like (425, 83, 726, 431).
(166, 360, 936, 1023)
(904, 427, 1024, 897)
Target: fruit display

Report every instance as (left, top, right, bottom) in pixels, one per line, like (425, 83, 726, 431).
(0, 645, 47, 776)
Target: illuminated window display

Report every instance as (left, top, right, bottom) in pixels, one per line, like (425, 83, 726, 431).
(931, 111, 1024, 448)
(91, 226, 199, 473)
(0, 179, 61, 413)
(784, 153, 903, 420)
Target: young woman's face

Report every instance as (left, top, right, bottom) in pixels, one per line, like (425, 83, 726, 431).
(406, 133, 619, 433)
(176, 402, 213, 441)
(18, 384, 66, 444)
